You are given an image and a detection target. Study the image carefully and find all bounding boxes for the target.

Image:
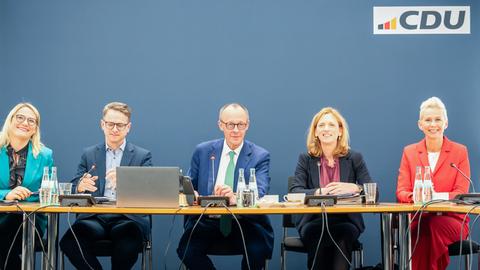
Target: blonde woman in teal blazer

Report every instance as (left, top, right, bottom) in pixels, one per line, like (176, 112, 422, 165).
(0, 102, 53, 270)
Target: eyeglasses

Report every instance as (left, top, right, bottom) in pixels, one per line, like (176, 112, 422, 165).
(102, 120, 129, 131)
(220, 121, 248, 130)
(14, 114, 37, 127)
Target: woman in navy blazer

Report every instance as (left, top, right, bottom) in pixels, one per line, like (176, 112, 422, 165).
(290, 107, 372, 270)
(0, 103, 53, 270)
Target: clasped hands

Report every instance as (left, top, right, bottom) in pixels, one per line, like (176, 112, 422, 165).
(316, 182, 361, 196)
(77, 168, 116, 193)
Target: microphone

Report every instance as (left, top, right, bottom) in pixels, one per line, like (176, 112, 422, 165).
(450, 163, 475, 193)
(317, 161, 322, 195)
(210, 154, 216, 188)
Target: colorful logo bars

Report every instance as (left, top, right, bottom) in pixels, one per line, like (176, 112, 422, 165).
(378, 17, 397, 30)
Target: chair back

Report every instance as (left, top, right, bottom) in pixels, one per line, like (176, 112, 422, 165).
(448, 240, 480, 255)
(282, 176, 297, 228)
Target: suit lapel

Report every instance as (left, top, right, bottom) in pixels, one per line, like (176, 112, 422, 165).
(234, 141, 252, 189)
(0, 147, 10, 189)
(433, 137, 452, 176)
(120, 142, 134, 166)
(23, 143, 39, 188)
(339, 155, 350, 183)
(416, 140, 429, 168)
(95, 143, 107, 196)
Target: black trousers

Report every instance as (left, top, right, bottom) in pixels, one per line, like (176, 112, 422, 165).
(177, 218, 270, 270)
(299, 215, 360, 270)
(0, 213, 44, 270)
(59, 214, 144, 270)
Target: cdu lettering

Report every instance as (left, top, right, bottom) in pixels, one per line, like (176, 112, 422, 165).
(399, 10, 466, 30)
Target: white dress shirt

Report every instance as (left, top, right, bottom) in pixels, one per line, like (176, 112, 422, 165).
(215, 140, 243, 187)
(428, 151, 440, 172)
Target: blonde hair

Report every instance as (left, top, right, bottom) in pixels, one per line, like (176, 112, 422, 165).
(306, 107, 350, 158)
(103, 102, 132, 121)
(419, 97, 448, 122)
(0, 103, 43, 157)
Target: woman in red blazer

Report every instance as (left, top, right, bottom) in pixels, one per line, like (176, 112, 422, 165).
(396, 97, 471, 270)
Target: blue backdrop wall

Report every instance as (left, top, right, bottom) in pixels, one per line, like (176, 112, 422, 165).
(1, 0, 479, 269)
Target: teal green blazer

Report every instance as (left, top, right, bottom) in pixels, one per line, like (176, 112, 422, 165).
(0, 142, 53, 231)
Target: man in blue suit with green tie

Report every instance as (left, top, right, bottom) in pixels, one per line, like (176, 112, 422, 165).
(177, 103, 274, 270)
(60, 102, 152, 270)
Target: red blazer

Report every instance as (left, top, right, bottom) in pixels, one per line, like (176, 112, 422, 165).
(397, 136, 471, 203)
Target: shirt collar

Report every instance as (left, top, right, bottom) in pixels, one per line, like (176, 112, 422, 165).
(7, 143, 29, 156)
(106, 140, 126, 152)
(222, 139, 243, 157)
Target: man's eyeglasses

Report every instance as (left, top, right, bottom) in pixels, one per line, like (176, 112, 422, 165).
(220, 121, 248, 130)
(102, 120, 129, 131)
(14, 114, 37, 127)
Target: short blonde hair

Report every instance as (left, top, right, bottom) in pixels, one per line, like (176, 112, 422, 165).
(103, 102, 132, 121)
(307, 107, 350, 158)
(419, 97, 448, 121)
(0, 103, 43, 157)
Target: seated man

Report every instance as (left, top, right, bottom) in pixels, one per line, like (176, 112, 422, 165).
(60, 102, 152, 270)
(177, 103, 274, 270)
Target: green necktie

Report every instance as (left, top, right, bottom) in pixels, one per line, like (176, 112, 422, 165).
(220, 151, 235, 236)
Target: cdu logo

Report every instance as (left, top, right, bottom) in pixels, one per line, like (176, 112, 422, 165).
(373, 6, 470, 34)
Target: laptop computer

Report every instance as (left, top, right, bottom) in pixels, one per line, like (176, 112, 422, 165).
(116, 166, 180, 208)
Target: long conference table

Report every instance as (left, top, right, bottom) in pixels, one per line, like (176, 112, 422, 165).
(2, 202, 480, 270)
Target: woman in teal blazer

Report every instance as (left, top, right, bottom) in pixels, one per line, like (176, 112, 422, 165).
(0, 102, 53, 270)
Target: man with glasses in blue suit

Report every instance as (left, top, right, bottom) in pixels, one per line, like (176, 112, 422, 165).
(177, 103, 274, 270)
(60, 102, 152, 270)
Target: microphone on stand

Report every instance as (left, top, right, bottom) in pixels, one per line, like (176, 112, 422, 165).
(450, 162, 475, 193)
(211, 154, 216, 191)
(317, 161, 322, 195)
(450, 162, 480, 204)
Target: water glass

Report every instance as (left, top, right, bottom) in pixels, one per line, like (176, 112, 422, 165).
(59, 183, 73, 195)
(363, 183, 377, 204)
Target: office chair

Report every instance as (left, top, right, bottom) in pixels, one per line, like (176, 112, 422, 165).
(448, 239, 480, 270)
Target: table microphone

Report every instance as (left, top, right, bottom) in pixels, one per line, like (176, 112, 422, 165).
(450, 162, 475, 193)
(317, 161, 322, 195)
(210, 154, 216, 186)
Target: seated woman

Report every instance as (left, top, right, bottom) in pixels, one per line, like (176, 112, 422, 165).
(397, 97, 470, 270)
(290, 107, 373, 270)
(0, 103, 53, 269)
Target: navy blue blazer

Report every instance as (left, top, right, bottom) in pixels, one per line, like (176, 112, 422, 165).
(71, 142, 153, 239)
(186, 139, 274, 256)
(290, 150, 373, 233)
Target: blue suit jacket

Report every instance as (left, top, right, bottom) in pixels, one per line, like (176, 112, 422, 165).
(71, 142, 152, 239)
(290, 150, 373, 233)
(186, 139, 274, 256)
(0, 143, 53, 231)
